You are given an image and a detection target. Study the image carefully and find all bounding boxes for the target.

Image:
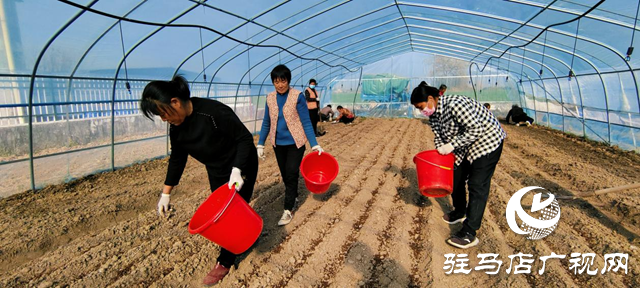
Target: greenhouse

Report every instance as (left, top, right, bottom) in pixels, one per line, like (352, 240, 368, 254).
(0, 1, 638, 287)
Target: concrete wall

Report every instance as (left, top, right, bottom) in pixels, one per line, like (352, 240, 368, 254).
(0, 115, 166, 157)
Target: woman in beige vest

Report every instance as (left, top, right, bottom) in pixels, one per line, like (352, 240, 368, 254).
(257, 65, 325, 226)
(305, 78, 322, 136)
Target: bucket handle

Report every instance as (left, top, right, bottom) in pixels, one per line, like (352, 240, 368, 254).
(414, 155, 453, 171)
(213, 186, 237, 223)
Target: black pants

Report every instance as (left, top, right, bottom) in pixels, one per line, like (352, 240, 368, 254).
(320, 113, 332, 122)
(339, 116, 354, 124)
(207, 150, 259, 268)
(513, 114, 534, 124)
(274, 144, 306, 211)
(451, 142, 503, 236)
(309, 108, 319, 135)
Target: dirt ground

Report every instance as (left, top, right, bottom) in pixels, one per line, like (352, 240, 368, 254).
(0, 118, 638, 287)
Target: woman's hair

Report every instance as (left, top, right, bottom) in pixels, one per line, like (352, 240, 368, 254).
(410, 81, 440, 104)
(309, 78, 317, 84)
(271, 64, 291, 83)
(140, 75, 190, 120)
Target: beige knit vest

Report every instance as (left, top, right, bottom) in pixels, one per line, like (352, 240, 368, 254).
(266, 88, 308, 148)
(305, 87, 319, 109)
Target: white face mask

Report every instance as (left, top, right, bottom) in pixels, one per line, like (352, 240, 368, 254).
(310, 85, 316, 89)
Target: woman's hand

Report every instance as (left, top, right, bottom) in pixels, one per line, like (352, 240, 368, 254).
(437, 143, 455, 155)
(228, 167, 244, 191)
(157, 193, 171, 217)
(257, 145, 266, 160)
(312, 145, 324, 155)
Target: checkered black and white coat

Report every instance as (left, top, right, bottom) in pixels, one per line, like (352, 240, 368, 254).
(429, 94, 506, 166)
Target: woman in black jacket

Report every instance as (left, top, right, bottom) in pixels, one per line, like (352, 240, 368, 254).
(140, 75, 258, 286)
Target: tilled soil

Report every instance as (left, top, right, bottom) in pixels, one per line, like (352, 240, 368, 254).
(0, 118, 638, 287)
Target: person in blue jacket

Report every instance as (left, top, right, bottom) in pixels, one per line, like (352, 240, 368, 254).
(257, 64, 325, 226)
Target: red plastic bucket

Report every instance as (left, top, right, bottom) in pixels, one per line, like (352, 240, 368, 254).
(413, 150, 455, 197)
(188, 184, 263, 254)
(300, 152, 339, 194)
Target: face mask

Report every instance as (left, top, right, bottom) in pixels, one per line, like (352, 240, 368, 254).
(310, 85, 316, 89)
(421, 106, 435, 117)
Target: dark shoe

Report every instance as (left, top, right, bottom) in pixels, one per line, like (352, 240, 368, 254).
(202, 263, 230, 286)
(442, 211, 466, 224)
(446, 231, 479, 249)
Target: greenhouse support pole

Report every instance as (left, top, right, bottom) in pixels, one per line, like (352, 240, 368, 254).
(542, 79, 550, 127)
(554, 76, 565, 133)
(353, 68, 363, 116)
(573, 76, 587, 138)
(26, 0, 98, 191)
(528, 78, 536, 119)
(598, 74, 612, 144)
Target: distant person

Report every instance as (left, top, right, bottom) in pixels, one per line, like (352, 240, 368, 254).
(506, 104, 534, 126)
(483, 103, 491, 110)
(320, 104, 334, 122)
(305, 79, 323, 136)
(439, 84, 447, 96)
(140, 75, 258, 286)
(335, 105, 355, 124)
(411, 81, 506, 249)
(258, 65, 324, 227)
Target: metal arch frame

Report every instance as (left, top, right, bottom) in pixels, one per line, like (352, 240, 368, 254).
(408, 26, 610, 127)
(241, 19, 407, 88)
(286, 34, 410, 88)
(107, 2, 204, 171)
(296, 16, 404, 57)
(306, 23, 574, 87)
(290, 36, 411, 87)
(266, 16, 405, 74)
(66, 1, 149, 95)
(169, 1, 292, 152)
(408, 30, 614, 74)
(409, 45, 609, 142)
(316, 46, 415, 84)
(282, 12, 615, 91)
(62, 0, 151, 152)
(190, 0, 362, 80)
(27, 0, 100, 191)
(405, 22, 617, 129)
(290, 41, 413, 88)
(394, 0, 414, 52)
(226, 12, 406, 104)
(236, 20, 407, 95)
(506, 0, 640, 30)
(173, 0, 292, 82)
(182, 1, 318, 84)
(231, 0, 614, 99)
(204, 0, 372, 85)
(207, 3, 400, 99)
(396, 2, 639, 110)
(397, 1, 625, 67)
(404, 15, 611, 68)
(406, 21, 614, 73)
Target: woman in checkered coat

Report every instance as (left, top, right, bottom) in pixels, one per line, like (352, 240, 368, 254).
(411, 81, 506, 249)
